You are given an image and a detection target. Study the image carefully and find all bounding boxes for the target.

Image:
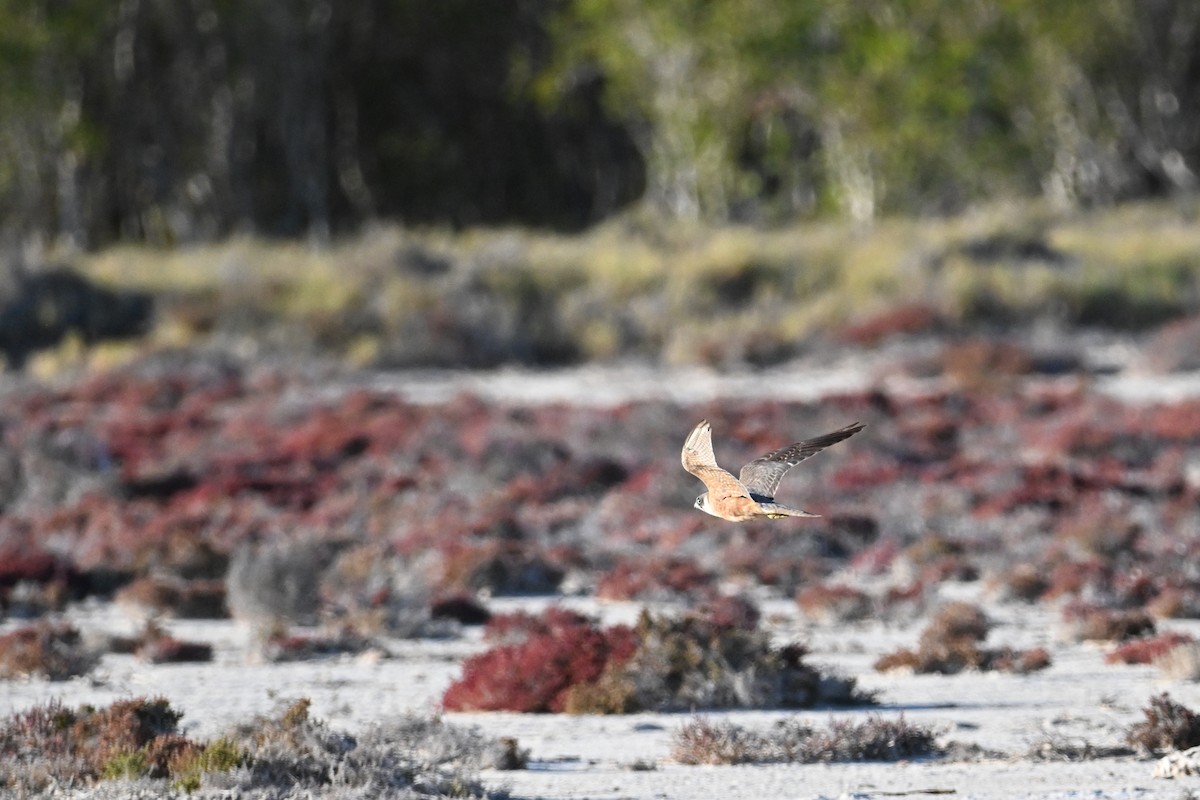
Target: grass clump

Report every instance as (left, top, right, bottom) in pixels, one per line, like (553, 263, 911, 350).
(170, 737, 248, 792)
(100, 748, 150, 780)
(671, 715, 939, 765)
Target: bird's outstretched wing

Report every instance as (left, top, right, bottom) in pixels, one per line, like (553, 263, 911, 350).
(681, 419, 750, 499)
(738, 422, 864, 500)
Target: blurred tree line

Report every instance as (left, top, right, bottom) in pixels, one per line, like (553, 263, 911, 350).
(0, 0, 1196, 246)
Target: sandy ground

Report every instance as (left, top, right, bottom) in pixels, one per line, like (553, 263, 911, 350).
(4, 590, 1200, 800)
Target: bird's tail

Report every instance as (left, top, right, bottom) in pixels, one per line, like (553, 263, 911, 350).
(758, 502, 819, 519)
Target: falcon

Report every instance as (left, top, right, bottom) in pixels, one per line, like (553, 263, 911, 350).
(681, 419, 864, 521)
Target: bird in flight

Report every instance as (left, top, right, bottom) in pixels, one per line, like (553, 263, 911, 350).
(682, 419, 864, 521)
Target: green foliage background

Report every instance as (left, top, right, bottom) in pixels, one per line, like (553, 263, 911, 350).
(0, 0, 1196, 244)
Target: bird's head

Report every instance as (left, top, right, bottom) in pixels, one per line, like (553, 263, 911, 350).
(694, 492, 715, 516)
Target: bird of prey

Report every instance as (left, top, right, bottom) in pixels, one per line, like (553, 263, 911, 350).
(682, 419, 864, 521)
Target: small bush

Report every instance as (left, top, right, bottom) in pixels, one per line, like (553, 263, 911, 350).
(100, 748, 150, 780)
(442, 608, 638, 712)
(115, 576, 227, 619)
(0, 621, 99, 680)
(171, 736, 248, 792)
(0, 697, 208, 792)
(837, 303, 944, 346)
(995, 563, 1049, 603)
(1105, 631, 1194, 666)
(566, 606, 872, 714)
(129, 622, 215, 664)
(669, 717, 767, 765)
(0, 694, 515, 796)
(796, 583, 874, 623)
(445, 603, 871, 715)
(431, 593, 492, 625)
(1061, 605, 1156, 643)
(261, 628, 379, 663)
(1126, 693, 1200, 754)
(227, 699, 507, 797)
(439, 540, 565, 595)
(595, 556, 714, 601)
(694, 594, 761, 632)
(671, 715, 939, 765)
(875, 602, 1050, 675)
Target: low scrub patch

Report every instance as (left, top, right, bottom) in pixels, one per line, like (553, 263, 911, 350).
(442, 608, 638, 712)
(0, 696, 513, 797)
(671, 715, 939, 765)
(0, 621, 99, 680)
(875, 602, 1050, 675)
(1126, 693, 1200, 754)
(1105, 631, 1194, 666)
(0, 696, 205, 792)
(444, 603, 873, 714)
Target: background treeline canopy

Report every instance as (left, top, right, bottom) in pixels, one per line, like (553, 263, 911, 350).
(0, 0, 1197, 245)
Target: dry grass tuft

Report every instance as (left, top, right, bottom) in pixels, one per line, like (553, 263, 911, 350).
(1155, 643, 1200, 682)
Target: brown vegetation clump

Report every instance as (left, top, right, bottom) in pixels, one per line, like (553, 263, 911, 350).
(875, 602, 1050, 675)
(796, 582, 874, 623)
(995, 563, 1050, 603)
(114, 576, 227, 620)
(595, 556, 715, 601)
(430, 593, 492, 626)
(671, 715, 939, 765)
(105, 622, 216, 664)
(1126, 694, 1200, 754)
(442, 608, 639, 713)
(261, 629, 379, 663)
(1105, 631, 1194, 666)
(444, 602, 871, 715)
(0, 695, 513, 796)
(0, 621, 99, 680)
(837, 303, 944, 346)
(1060, 605, 1156, 643)
(0, 697, 206, 792)
(0, 543, 79, 616)
(566, 605, 872, 714)
(439, 540, 566, 596)
(940, 338, 1034, 389)
(227, 698, 506, 797)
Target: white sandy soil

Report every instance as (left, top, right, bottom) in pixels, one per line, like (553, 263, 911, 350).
(4, 591, 1200, 800)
